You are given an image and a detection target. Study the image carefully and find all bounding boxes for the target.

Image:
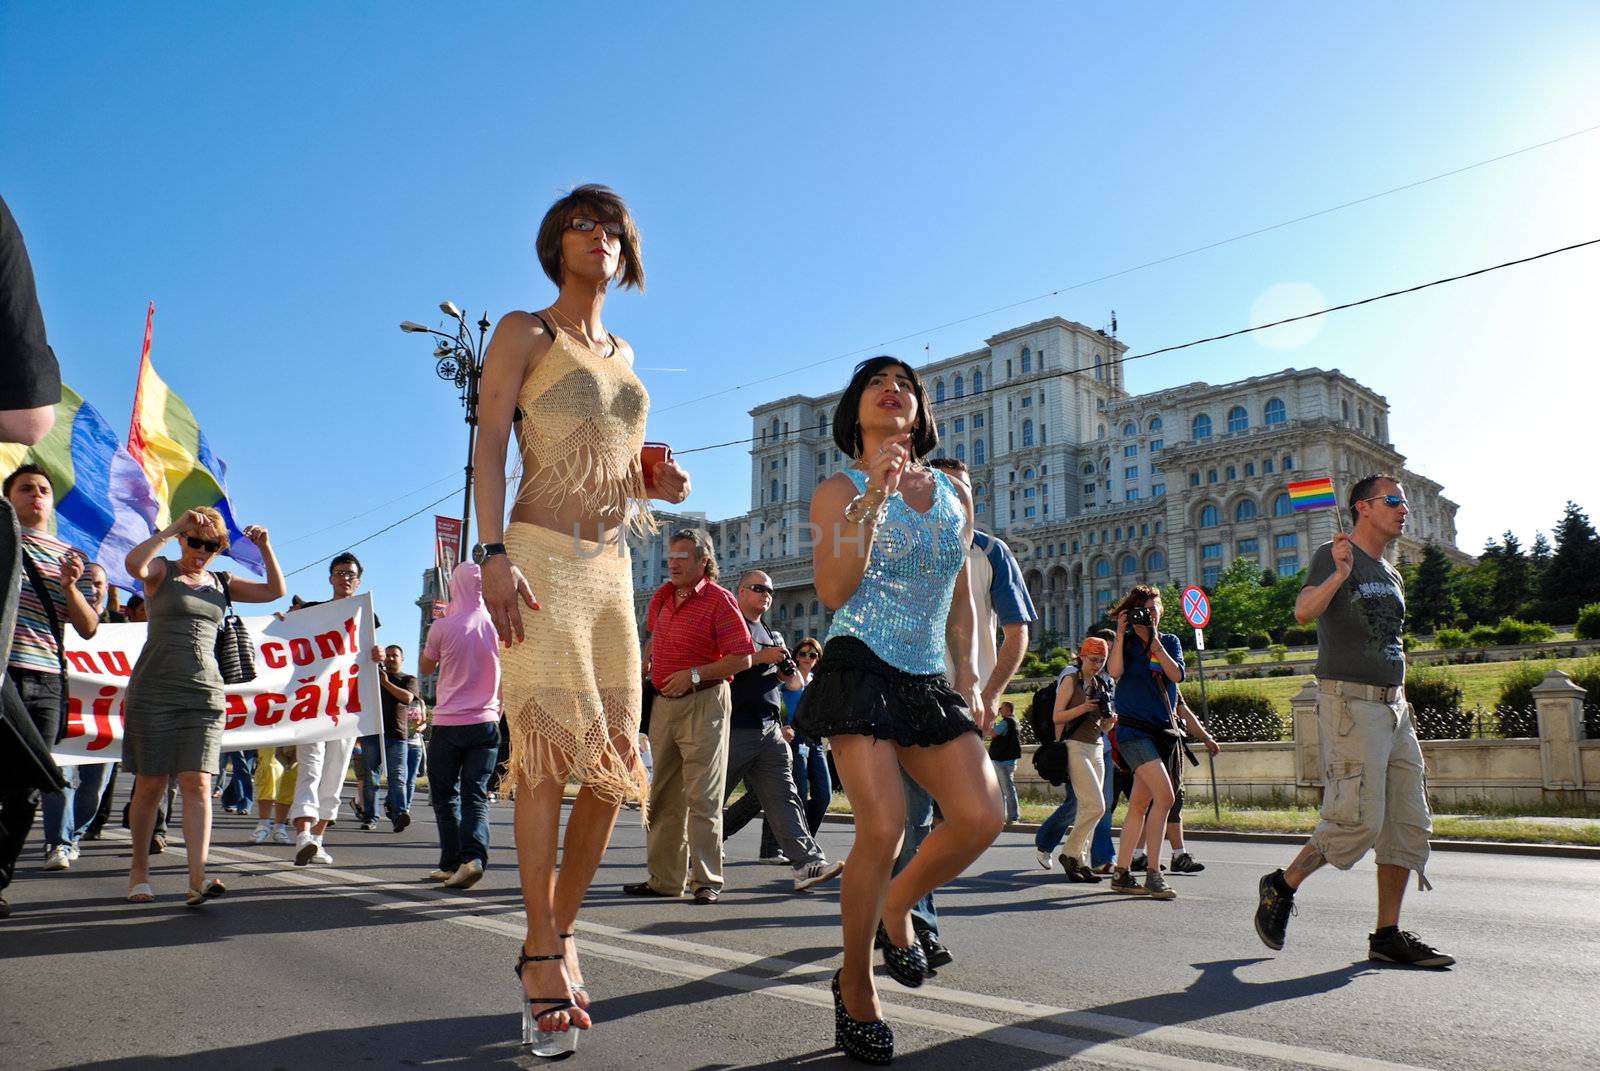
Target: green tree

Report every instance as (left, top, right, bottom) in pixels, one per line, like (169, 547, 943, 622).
(1490, 530, 1529, 620)
(1529, 531, 1552, 593)
(1406, 543, 1455, 631)
(1538, 502, 1600, 623)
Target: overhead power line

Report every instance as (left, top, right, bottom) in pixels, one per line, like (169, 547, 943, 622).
(654, 119, 1600, 416)
(674, 236, 1600, 457)
(274, 470, 461, 548)
(284, 485, 463, 578)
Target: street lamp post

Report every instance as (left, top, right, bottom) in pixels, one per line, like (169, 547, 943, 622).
(400, 304, 492, 564)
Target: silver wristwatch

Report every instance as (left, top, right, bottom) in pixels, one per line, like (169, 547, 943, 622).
(690, 666, 701, 685)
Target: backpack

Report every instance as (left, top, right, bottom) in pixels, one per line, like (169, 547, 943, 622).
(1026, 678, 1060, 749)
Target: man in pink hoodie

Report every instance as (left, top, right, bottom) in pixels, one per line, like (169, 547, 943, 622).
(420, 562, 502, 890)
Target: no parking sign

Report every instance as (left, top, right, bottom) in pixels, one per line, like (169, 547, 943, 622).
(1182, 585, 1210, 647)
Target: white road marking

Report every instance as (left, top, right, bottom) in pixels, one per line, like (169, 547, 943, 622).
(187, 841, 1436, 1071)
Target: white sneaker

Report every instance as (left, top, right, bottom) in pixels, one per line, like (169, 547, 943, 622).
(294, 831, 318, 866)
(250, 822, 273, 845)
(1035, 849, 1055, 871)
(273, 823, 293, 845)
(426, 868, 454, 882)
(758, 853, 790, 866)
(443, 859, 484, 889)
(43, 846, 71, 871)
(793, 859, 845, 892)
(311, 840, 333, 865)
(67, 842, 82, 862)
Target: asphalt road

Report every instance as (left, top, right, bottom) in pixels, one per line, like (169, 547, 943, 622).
(2, 788, 1597, 1071)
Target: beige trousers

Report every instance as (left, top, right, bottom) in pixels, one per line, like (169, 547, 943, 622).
(644, 683, 732, 894)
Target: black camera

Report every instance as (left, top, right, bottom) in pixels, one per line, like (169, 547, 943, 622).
(1126, 605, 1154, 628)
(764, 634, 797, 676)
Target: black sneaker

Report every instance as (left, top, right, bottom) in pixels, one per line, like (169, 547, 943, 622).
(919, 931, 953, 970)
(1368, 928, 1455, 968)
(1130, 853, 1148, 873)
(1109, 868, 1146, 895)
(1169, 852, 1205, 874)
(392, 811, 411, 834)
(1254, 870, 1297, 951)
(1060, 856, 1102, 884)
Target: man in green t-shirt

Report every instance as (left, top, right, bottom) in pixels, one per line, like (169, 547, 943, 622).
(1254, 474, 1454, 969)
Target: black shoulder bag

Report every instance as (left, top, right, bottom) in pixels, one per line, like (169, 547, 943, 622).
(18, 550, 72, 744)
(213, 573, 257, 685)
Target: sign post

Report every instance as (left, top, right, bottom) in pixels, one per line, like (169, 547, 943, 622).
(1181, 585, 1221, 820)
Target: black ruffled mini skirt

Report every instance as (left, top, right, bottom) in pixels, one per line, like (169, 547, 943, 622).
(793, 636, 978, 747)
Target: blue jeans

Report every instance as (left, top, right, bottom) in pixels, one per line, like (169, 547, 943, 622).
(896, 768, 938, 938)
(992, 759, 1019, 822)
(40, 761, 115, 849)
(404, 741, 423, 810)
(1034, 738, 1116, 867)
(758, 735, 833, 858)
(383, 736, 411, 815)
(220, 751, 254, 811)
(357, 734, 386, 819)
(426, 721, 498, 869)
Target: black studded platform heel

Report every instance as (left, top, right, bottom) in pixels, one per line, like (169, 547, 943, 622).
(875, 921, 927, 988)
(833, 970, 894, 1064)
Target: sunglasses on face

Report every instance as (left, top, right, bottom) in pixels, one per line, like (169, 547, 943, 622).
(1362, 494, 1408, 509)
(185, 536, 221, 554)
(746, 583, 775, 595)
(331, 570, 360, 580)
(797, 651, 819, 660)
(568, 217, 624, 238)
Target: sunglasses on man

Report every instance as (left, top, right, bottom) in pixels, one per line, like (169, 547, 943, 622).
(1360, 494, 1408, 509)
(745, 583, 775, 595)
(185, 536, 222, 554)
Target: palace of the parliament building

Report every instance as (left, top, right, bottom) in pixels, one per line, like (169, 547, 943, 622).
(627, 316, 1462, 648)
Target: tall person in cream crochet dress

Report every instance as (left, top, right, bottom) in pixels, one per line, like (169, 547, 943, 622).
(474, 185, 691, 1058)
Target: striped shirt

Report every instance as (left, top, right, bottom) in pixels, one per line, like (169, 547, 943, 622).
(645, 578, 754, 691)
(11, 529, 74, 674)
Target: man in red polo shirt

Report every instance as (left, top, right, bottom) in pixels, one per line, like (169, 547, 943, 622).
(623, 529, 753, 903)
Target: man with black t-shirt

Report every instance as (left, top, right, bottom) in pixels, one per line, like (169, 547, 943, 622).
(986, 701, 1022, 823)
(1254, 474, 1453, 969)
(377, 644, 420, 832)
(719, 571, 843, 893)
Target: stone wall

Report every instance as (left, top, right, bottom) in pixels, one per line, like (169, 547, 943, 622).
(1014, 669, 1596, 809)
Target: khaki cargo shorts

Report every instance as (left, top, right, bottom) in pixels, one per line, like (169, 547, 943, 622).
(1307, 680, 1432, 881)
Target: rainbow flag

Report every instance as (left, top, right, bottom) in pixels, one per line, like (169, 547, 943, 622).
(126, 303, 264, 576)
(0, 386, 160, 592)
(1286, 476, 1337, 512)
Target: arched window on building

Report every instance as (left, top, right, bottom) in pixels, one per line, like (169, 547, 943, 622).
(1148, 415, 1163, 432)
(771, 479, 780, 502)
(1023, 467, 1035, 479)
(1020, 347, 1032, 373)
(1282, 454, 1294, 471)
(1192, 413, 1213, 440)
(1200, 504, 1220, 528)
(1147, 549, 1166, 571)
(1095, 558, 1111, 578)
(954, 442, 965, 462)
(1264, 397, 1286, 425)
(973, 438, 985, 464)
(1272, 492, 1292, 517)
(953, 374, 964, 398)
(1227, 405, 1248, 434)
(1082, 462, 1095, 475)
(934, 379, 946, 403)
(1120, 554, 1137, 575)
(973, 369, 983, 394)
(1236, 499, 1258, 521)
(1123, 422, 1137, 437)
(1022, 419, 1034, 447)
(1094, 356, 1103, 380)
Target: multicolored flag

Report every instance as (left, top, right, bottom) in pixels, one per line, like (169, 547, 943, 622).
(0, 386, 159, 592)
(1286, 476, 1338, 512)
(125, 303, 264, 575)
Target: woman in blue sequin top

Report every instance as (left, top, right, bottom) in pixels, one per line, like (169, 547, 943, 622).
(793, 356, 1005, 1057)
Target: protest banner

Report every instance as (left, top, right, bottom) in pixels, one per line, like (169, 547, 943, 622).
(53, 594, 381, 766)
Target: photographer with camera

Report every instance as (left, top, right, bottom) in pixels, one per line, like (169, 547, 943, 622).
(1106, 585, 1185, 900)
(718, 571, 844, 893)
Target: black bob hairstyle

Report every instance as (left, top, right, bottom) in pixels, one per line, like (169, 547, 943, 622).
(830, 356, 939, 461)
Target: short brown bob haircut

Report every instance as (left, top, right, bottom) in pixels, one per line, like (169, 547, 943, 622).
(535, 184, 645, 291)
(831, 356, 939, 461)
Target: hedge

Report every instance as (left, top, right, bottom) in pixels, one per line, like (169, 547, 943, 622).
(1180, 684, 1287, 741)
(1576, 603, 1600, 642)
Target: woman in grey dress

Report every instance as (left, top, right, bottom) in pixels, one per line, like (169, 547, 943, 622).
(123, 507, 285, 906)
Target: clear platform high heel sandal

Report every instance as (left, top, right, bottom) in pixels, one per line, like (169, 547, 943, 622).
(515, 950, 580, 1060)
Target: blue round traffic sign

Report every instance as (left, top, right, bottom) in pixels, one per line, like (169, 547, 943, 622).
(1182, 585, 1211, 628)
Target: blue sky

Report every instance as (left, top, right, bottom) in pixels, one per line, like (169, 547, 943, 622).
(3, 2, 1597, 643)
